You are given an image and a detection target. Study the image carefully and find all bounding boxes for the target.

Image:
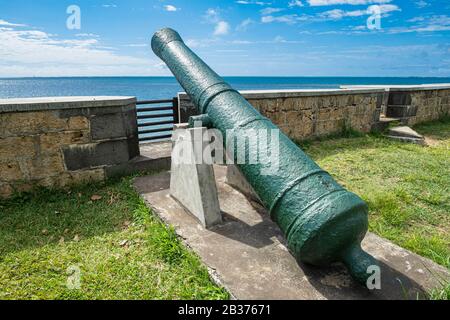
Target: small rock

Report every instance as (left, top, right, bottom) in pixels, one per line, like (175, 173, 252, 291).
(73, 235, 80, 242)
(119, 240, 129, 247)
(91, 195, 102, 201)
(59, 237, 65, 245)
(42, 229, 49, 235)
(123, 221, 131, 229)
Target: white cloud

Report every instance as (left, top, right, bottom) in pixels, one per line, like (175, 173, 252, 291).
(260, 8, 284, 15)
(214, 21, 230, 36)
(205, 9, 231, 36)
(308, 0, 391, 6)
(236, 1, 271, 5)
(101, 4, 117, 8)
(320, 9, 366, 19)
(0, 19, 26, 27)
(289, 1, 304, 7)
(75, 33, 100, 38)
(0, 24, 165, 77)
(123, 43, 148, 47)
(388, 15, 450, 34)
(319, 4, 400, 20)
(205, 8, 220, 23)
(261, 14, 309, 24)
(164, 5, 178, 12)
(236, 18, 255, 31)
(415, 1, 429, 8)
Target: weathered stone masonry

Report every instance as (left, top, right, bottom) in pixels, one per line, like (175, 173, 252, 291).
(388, 88, 450, 126)
(0, 97, 139, 198)
(179, 89, 385, 141)
(179, 86, 450, 142)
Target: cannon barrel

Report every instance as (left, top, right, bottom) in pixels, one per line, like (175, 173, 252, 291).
(152, 28, 377, 284)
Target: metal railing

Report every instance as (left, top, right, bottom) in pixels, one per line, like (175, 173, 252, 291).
(136, 98, 179, 143)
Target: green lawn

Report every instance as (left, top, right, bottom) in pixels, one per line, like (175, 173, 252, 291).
(0, 118, 448, 300)
(0, 177, 229, 300)
(302, 119, 450, 300)
(300, 119, 450, 271)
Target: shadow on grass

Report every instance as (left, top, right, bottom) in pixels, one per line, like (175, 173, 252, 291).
(0, 177, 138, 257)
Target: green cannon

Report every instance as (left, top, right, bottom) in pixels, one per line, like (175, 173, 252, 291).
(151, 28, 378, 285)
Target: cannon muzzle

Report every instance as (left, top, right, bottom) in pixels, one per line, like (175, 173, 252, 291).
(151, 28, 378, 285)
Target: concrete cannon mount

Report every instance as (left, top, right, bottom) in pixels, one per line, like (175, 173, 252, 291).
(134, 166, 449, 300)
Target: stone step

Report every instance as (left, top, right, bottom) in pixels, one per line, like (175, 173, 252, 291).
(105, 141, 172, 178)
(386, 126, 425, 145)
(373, 115, 402, 132)
(379, 115, 402, 123)
(389, 126, 424, 139)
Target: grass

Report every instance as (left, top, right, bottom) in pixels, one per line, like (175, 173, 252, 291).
(0, 177, 229, 300)
(299, 118, 450, 273)
(430, 284, 450, 300)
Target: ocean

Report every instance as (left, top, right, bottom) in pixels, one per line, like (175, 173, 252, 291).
(1, 77, 450, 100)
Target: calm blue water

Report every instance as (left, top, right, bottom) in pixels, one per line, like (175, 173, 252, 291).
(1, 77, 450, 100)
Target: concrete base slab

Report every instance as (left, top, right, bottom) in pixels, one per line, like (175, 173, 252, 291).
(134, 166, 449, 300)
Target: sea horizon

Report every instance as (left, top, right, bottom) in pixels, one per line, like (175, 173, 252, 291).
(2, 76, 450, 101)
(3, 75, 450, 79)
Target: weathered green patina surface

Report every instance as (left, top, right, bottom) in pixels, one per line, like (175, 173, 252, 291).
(151, 28, 378, 284)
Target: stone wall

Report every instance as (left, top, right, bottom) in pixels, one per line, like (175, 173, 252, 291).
(179, 89, 385, 141)
(390, 88, 450, 126)
(0, 97, 139, 198)
(245, 90, 384, 141)
(179, 85, 450, 141)
(341, 84, 450, 126)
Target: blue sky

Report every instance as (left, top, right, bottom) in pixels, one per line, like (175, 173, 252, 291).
(0, 0, 449, 77)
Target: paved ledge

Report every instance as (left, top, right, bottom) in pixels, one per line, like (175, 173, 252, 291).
(0, 96, 137, 113)
(340, 83, 450, 91)
(178, 88, 386, 100)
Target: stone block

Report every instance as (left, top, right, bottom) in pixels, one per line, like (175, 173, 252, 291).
(51, 168, 105, 188)
(265, 110, 286, 126)
(126, 135, 141, 159)
(67, 116, 89, 130)
(0, 182, 13, 198)
(25, 154, 66, 180)
(62, 140, 132, 171)
(388, 92, 412, 106)
(123, 108, 139, 137)
(0, 136, 36, 160)
(40, 131, 90, 154)
(91, 113, 127, 140)
(69, 168, 106, 185)
(318, 108, 332, 121)
(0, 161, 23, 181)
(0, 111, 68, 137)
